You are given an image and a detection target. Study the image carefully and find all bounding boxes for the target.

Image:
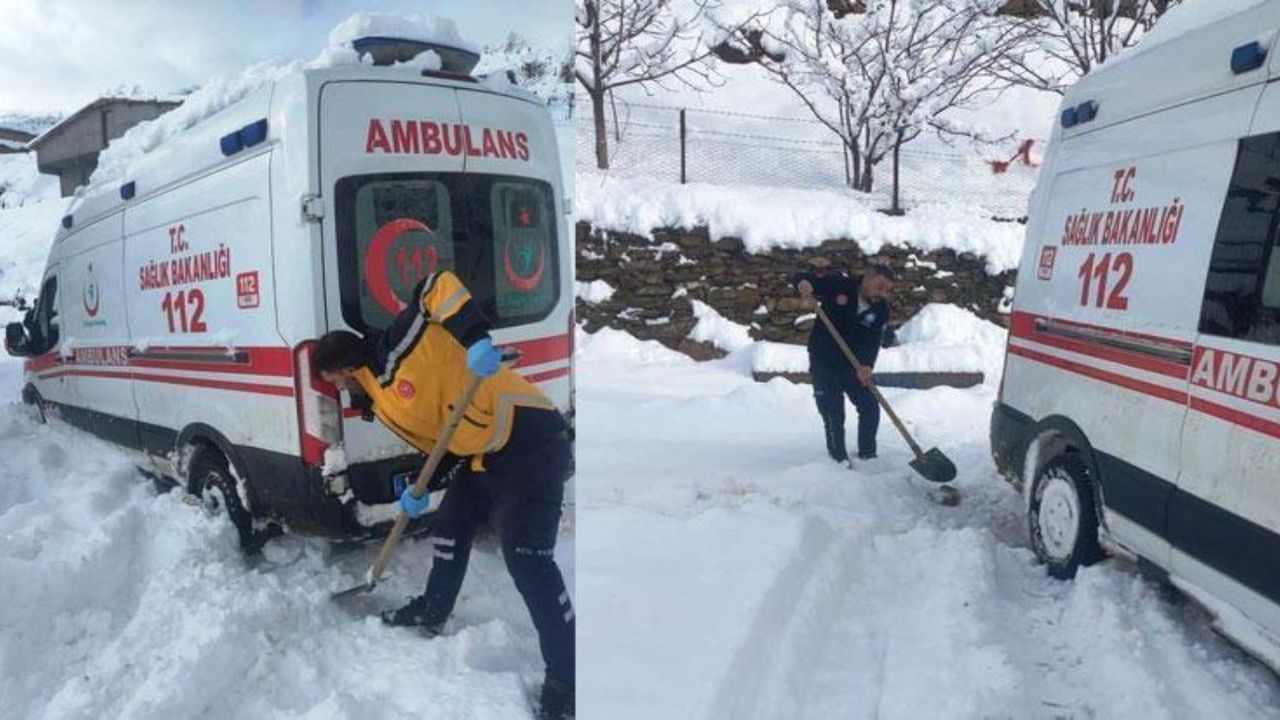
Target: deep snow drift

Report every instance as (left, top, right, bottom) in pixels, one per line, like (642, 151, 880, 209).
(574, 327, 1280, 719)
(0, 372, 574, 719)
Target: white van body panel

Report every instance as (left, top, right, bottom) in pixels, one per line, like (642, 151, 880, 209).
(17, 65, 574, 538)
(995, 2, 1280, 669)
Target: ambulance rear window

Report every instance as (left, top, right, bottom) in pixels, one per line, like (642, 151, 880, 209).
(489, 181, 557, 324)
(335, 173, 560, 333)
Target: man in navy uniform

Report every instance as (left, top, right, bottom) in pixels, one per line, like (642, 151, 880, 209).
(792, 263, 896, 464)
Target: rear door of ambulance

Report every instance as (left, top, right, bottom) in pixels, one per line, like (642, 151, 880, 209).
(317, 78, 571, 473)
(453, 86, 572, 409)
(317, 78, 465, 468)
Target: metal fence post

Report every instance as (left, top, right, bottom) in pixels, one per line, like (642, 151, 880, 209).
(679, 108, 687, 184)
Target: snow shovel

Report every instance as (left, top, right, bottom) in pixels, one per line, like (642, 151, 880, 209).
(330, 351, 516, 601)
(814, 305, 959, 503)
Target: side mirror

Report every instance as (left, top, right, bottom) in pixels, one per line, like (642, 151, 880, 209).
(5, 322, 31, 357)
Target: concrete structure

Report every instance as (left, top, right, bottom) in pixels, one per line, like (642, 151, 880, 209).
(0, 127, 34, 154)
(29, 97, 181, 196)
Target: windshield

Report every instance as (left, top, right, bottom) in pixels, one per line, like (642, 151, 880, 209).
(335, 172, 560, 332)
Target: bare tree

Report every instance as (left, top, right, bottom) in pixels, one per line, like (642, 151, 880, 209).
(724, 0, 1029, 207)
(576, 0, 739, 170)
(995, 0, 1181, 94)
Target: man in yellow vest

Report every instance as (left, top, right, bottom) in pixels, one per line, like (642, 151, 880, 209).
(314, 270, 573, 719)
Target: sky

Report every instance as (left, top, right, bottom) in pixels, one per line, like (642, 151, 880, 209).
(0, 0, 573, 114)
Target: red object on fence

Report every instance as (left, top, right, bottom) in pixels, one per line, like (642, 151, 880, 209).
(989, 138, 1039, 174)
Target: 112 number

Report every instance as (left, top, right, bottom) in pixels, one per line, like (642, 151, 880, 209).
(162, 289, 207, 333)
(1077, 252, 1132, 310)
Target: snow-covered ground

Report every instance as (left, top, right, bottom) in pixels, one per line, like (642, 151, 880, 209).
(574, 327, 1280, 719)
(0, 358, 574, 719)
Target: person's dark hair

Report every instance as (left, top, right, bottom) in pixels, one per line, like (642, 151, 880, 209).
(313, 331, 372, 374)
(868, 263, 897, 281)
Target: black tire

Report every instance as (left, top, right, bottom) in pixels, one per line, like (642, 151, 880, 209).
(189, 446, 261, 554)
(1028, 453, 1104, 579)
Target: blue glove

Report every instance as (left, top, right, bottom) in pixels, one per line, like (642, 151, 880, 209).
(466, 337, 501, 378)
(399, 486, 432, 519)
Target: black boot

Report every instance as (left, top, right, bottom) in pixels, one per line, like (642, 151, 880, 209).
(538, 677, 574, 719)
(380, 594, 444, 636)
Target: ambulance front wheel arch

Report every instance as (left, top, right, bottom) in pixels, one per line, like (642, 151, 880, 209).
(1024, 421, 1106, 579)
(179, 427, 257, 553)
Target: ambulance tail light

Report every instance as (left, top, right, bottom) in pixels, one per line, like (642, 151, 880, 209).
(294, 341, 341, 467)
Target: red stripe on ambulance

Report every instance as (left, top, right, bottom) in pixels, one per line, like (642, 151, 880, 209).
(1009, 311, 1188, 379)
(1006, 344, 1188, 405)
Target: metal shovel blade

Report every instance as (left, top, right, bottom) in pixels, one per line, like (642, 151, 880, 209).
(330, 568, 378, 601)
(908, 447, 957, 484)
(330, 582, 375, 601)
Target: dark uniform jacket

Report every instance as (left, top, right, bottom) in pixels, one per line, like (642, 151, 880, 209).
(792, 271, 889, 368)
(352, 271, 562, 472)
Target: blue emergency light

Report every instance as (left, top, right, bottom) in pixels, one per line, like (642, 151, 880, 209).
(1076, 100, 1098, 123)
(119, 181, 136, 200)
(239, 119, 268, 148)
(1060, 106, 1079, 129)
(61, 215, 72, 229)
(1231, 41, 1267, 74)
(220, 130, 243, 156)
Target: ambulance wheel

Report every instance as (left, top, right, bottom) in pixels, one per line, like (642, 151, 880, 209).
(1029, 453, 1104, 579)
(189, 446, 258, 554)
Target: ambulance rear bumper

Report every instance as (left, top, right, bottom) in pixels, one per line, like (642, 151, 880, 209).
(237, 446, 429, 539)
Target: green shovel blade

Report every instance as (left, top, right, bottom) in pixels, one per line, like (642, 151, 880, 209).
(909, 447, 957, 484)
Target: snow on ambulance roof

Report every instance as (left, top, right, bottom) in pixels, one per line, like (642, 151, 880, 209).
(1065, 0, 1280, 128)
(64, 12, 504, 220)
(328, 11, 479, 55)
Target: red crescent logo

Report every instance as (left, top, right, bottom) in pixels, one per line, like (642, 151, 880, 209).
(83, 264, 100, 317)
(503, 239, 546, 292)
(364, 218, 438, 315)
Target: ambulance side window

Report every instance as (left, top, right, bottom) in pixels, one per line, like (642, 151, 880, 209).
(1200, 132, 1280, 345)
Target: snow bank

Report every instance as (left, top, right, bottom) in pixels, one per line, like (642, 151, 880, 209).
(689, 299, 753, 353)
(577, 173, 1026, 274)
(576, 326, 692, 368)
(575, 279, 617, 304)
(328, 12, 479, 53)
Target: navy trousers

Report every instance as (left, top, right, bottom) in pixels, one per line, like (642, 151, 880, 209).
(811, 353, 880, 460)
(419, 428, 575, 687)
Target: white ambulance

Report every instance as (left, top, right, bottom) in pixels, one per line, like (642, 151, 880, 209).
(4, 38, 575, 548)
(991, 3, 1280, 669)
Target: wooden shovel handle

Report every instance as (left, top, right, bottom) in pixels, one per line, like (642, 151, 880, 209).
(365, 371, 486, 586)
(813, 304, 925, 459)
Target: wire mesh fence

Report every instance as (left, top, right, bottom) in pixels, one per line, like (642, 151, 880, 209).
(577, 99, 1041, 219)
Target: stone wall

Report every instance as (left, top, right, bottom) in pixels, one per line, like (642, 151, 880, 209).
(575, 222, 1018, 360)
